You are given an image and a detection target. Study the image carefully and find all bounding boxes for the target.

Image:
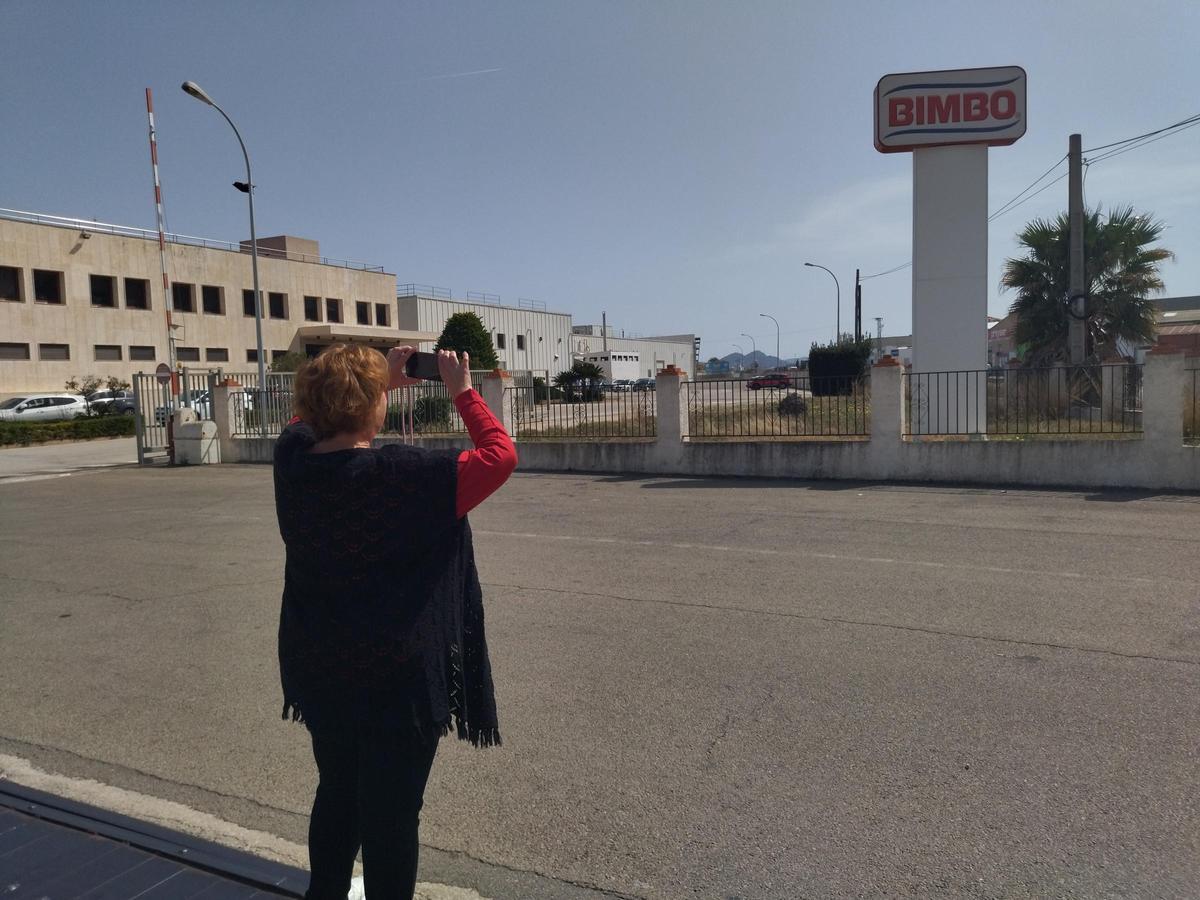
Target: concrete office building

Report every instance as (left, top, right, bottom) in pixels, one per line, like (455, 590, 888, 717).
(396, 286, 574, 374)
(0, 208, 432, 394)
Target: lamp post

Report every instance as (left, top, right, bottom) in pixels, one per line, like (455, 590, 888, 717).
(731, 343, 743, 374)
(804, 262, 840, 342)
(181, 81, 266, 396)
(759, 314, 780, 368)
(526, 328, 533, 372)
(740, 332, 756, 366)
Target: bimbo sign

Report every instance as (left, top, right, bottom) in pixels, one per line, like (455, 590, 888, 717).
(874, 65, 1026, 153)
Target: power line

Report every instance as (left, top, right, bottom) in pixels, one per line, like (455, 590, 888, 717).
(1082, 112, 1200, 154)
(1086, 116, 1200, 165)
(987, 154, 1067, 221)
(861, 260, 911, 280)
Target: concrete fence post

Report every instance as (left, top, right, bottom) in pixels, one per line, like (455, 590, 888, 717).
(869, 357, 904, 477)
(1142, 350, 1185, 448)
(480, 369, 516, 435)
(211, 379, 241, 464)
(654, 365, 688, 447)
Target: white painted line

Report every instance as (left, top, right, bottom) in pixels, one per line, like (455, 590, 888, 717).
(0, 754, 487, 900)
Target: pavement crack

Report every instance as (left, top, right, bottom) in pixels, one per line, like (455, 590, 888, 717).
(483, 581, 1200, 668)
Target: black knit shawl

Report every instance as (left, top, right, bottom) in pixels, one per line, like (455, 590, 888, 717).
(272, 423, 500, 747)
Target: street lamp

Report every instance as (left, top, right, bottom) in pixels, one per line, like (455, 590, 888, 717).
(740, 332, 756, 363)
(759, 314, 780, 368)
(804, 262, 841, 342)
(731, 343, 744, 374)
(181, 81, 266, 396)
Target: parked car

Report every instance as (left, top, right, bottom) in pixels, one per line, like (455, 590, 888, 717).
(86, 389, 136, 414)
(610, 379, 634, 392)
(747, 372, 792, 390)
(632, 378, 656, 392)
(154, 390, 212, 425)
(0, 394, 89, 422)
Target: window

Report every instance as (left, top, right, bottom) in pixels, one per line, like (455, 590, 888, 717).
(243, 290, 257, 317)
(272, 349, 288, 362)
(206, 347, 229, 363)
(124, 278, 150, 310)
(246, 349, 259, 363)
(375, 303, 389, 327)
(95, 344, 122, 361)
(496, 333, 506, 350)
(33, 270, 63, 304)
(39, 343, 70, 361)
(304, 296, 321, 321)
(90, 275, 116, 308)
(172, 283, 195, 313)
(0, 266, 22, 301)
(177, 346, 201, 362)
(516, 334, 526, 351)
(356, 301, 371, 325)
(268, 292, 287, 319)
(0, 343, 30, 360)
(326, 298, 342, 323)
(130, 345, 156, 361)
(201, 285, 224, 315)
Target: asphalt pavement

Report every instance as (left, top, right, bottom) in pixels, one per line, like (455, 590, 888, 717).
(0, 465, 1197, 898)
(0, 436, 137, 482)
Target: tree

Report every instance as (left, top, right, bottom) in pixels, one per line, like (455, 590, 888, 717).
(435, 312, 499, 370)
(1001, 206, 1172, 365)
(270, 351, 309, 373)
(65, 375, 103, 414)
(552, 361, 604, 402)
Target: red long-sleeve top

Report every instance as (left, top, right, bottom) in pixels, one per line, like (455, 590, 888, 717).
(453, 389, 518, 517)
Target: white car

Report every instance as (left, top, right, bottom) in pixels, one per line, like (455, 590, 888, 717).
(87, 388, 136, 414)
(0, 394, 89, 422)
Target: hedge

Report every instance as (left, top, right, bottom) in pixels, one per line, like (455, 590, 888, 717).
(807, 337, 873, 396)
(0, 414, 136, 446)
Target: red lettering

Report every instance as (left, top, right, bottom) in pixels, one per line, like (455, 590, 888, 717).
(963, 92, 988, 121)
(926, 94, 961, 124)
(915, 95, 926, 125)
(889, 97, 913, 127)
(991, 89, 1016, 119)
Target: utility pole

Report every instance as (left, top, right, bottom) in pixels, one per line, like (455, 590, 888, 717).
(601, 311, 608, 353)
(854, 269, 862, 342)
(874, 317, 883, 360)
(1068, 133, 1086, 365)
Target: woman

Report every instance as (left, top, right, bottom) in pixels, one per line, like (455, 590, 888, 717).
(273, 343, 517, 899)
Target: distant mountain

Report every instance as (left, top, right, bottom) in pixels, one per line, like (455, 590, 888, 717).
(715, 350, 802, 369)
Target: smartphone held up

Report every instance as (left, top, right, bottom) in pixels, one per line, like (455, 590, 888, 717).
(404, 351, 443, 382)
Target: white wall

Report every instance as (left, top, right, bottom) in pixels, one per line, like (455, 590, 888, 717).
(397, 295, 573, 374)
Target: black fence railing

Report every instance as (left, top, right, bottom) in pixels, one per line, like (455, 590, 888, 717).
(685, 376, 870, 439)
(1188, 368, 1200, 445)
(506, 385, 656, 439)
(904, 365, 1143, 436)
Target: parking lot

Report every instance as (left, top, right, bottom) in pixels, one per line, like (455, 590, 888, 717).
(1, 465, 1198, 898)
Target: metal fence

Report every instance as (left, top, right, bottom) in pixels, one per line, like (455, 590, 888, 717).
(1187, 368, 1200, 445)
(506, 385, 656, 439)
(904, 365, 1143, 437)
(685, 376, 870, 439)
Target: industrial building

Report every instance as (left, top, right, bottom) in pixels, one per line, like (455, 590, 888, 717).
(1, 207, 701, 395)
(395, 286, 573, 374)
(0, 208, 432, 393)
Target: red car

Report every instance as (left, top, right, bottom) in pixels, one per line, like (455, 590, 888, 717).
(747, 373, 792, 390)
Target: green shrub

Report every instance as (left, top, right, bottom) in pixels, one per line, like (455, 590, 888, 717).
(533, 377, 564, 402)
(807, 336, 872, 396)
(0, 414, 136, 446)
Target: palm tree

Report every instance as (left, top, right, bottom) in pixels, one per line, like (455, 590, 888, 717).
(553, 361, 605, 402)
(1001, 206, 1172, 365)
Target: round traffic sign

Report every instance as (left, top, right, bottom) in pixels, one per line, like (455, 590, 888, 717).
(155, 363, 172, 385)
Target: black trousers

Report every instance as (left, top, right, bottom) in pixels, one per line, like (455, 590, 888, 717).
(305, 724, 440, 900)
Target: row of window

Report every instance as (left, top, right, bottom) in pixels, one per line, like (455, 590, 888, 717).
(0, 265, 391, 327)
(0, 342, 289, 365)
(584, 353, 639, 362)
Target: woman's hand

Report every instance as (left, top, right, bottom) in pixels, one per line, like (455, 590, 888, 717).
(386, 346, 424, 390)
(437, 349, 472, 398)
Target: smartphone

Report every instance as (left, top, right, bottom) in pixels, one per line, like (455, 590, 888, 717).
(404, 351, 443, 381)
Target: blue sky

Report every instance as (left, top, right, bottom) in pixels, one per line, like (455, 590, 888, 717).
(3, 1, 1198, 360)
